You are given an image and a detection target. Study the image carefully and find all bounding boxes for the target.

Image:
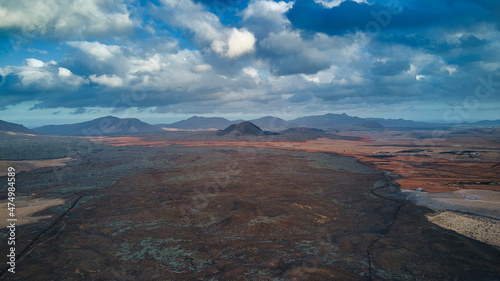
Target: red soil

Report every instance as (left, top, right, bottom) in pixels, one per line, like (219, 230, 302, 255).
(88, 130, 500, 193)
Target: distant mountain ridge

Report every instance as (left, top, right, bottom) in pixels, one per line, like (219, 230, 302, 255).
(467, 120, 500, 126)
(164, 114, 441, 131)
(0, 120, 38, 134)
(158, 116, 289, 131)
(13, 113, 500, 137)
(158, 116, 239, 130)
(250, 116, 289, 131)
(288, 113, 365, 129)
(157, 114, 404, 131)
(33, 116, 163, 136)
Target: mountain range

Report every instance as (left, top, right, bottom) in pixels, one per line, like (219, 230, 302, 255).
(1, 113, 499, 136)
(33, 116, 164, 136)
(157, 113, 453, 131)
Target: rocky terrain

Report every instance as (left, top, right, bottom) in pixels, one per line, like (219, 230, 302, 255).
(90, 128, 500, 254)
(0, 132, 499, 280)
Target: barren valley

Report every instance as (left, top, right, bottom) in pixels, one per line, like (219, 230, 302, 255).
(1, 126, 499, 280)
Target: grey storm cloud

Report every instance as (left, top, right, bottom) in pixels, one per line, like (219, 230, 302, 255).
(70, 107, 89, 115)
(286, 0, 500, 36)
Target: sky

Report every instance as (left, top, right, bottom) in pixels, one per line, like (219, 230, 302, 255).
(0, 0, 499, 127)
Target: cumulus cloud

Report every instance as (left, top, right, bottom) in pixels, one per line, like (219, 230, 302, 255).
(0, 0, 134, 39)
(67, 41, 122, 62)
(0, 58, 87, 106)
(225, 28, 256, 58)
(25, 58, 45, 68)
(2, 41, 229, 109)
(89, 74, 123, 87)
(58, 67, 72, 77)
(242, 0, 292, 20)
(241, 0, 293, 37)
(154, 0, 256, 58)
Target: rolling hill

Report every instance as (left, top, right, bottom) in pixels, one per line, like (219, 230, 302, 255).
(217, 121, 279, 137)
(0, 120, 38, 134)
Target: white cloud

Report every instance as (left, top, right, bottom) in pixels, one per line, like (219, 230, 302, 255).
(240, 0, 293, 38)
(27, 48, 48, 54)
(128, 54, 165, 74)
(0, 0, 133, 39)
(440, 65, 457, 75)
(314, 0, 367, 8)
(67, 41, 122, 62)
(18, 68, 53, 87)
(243, 67, 261, 83)
(225, 28, 256, 58)
(242, 0, 292, 20)
(1, 59, 86, 90)
(211, 40, 225, 55)
(301, 74, 320, 84)
(58, 67, 72, 77)
(64, 40, 222, 95)
(192, 64, 212, 72)
(159, 0, 222, 42)
(156, 0, 256, 58)
(25, 58, 45, 67)
(89, 74, 123, 87)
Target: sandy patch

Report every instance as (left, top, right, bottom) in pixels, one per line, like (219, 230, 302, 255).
(404, 189, 500, 219)
(427, 211, 500, 248)
(0, 196, 66, 227)
(405, 188, 500, 249)
(4, 132, 36, 136)
(161, 127, 218, 132)
(0, 157, 75, 176)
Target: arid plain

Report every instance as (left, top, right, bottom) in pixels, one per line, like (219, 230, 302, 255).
(1, 127, 499, 280)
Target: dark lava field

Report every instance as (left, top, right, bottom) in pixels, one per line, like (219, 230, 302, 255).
(1, 134, 500, 280)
